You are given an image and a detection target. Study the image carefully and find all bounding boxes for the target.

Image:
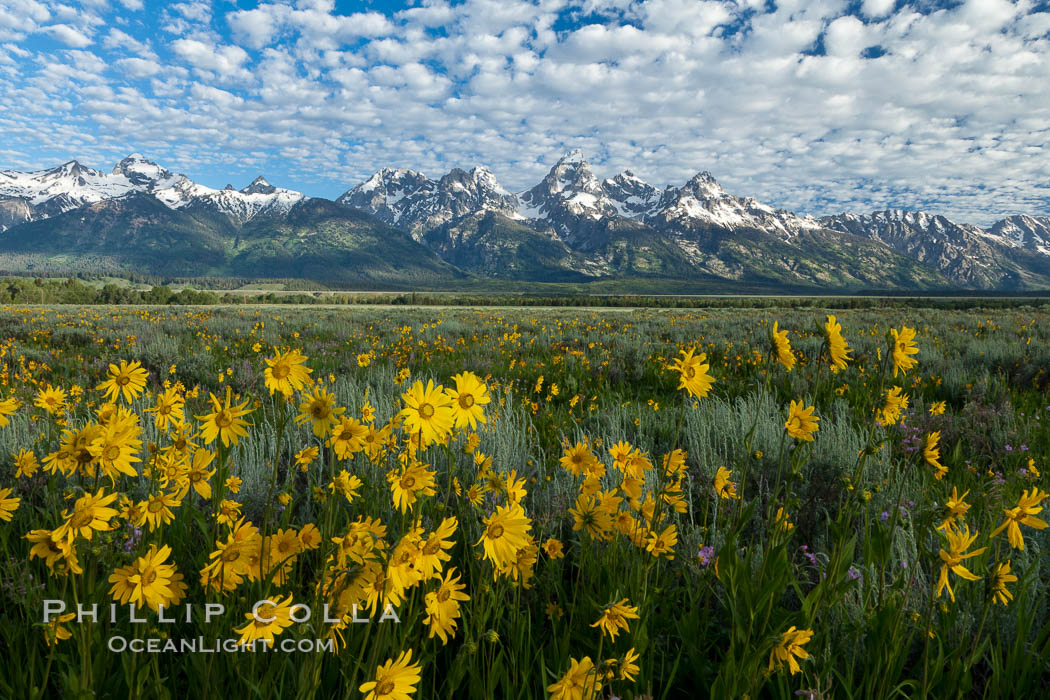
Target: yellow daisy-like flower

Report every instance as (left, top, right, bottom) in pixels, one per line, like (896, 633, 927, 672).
(445, 371, 490, 430)
(328, 417, 368, 459)
(138, 491, 181, 531)
(144, 385, 185, 433)
(424, 567, 470, 644)
(0, 396, 21, 427)
(299, 522, 322, 549)
(668, 348, 715, 400)
(0, 487, 21, 522)
(108, 544, 183, 611)
(889, 326, 919, 377)
(96, 359, 149, 404)
(416, 516, 457, 580)
(88, 419, 142, 481)
(823, 315, 852, 372)
(784, 400, 819, 441)
(929, 400, 947, 416)
(235, 594, 296, 648)
(196, 386, 254, 447)
(924, 431, 947, 479)
(560, 442, 596, 477)
(771, 321, 795, 371)
(45, 612, 76, 646)
(477, 502, 532, 569)
(991, 560, 1018, 605)
(26, 528, 76, 571)
(618, 647, 641, 682)
(768, 626, 813, 675)
(547, 656, 601, 700)
(330, 469, 364, 503)
(543, 538, 565, 559)
(359, 649, 422, 700)
(878, 386, 909, 426)
(295, 385, 344, 439)
(357, 352, 372, 368)
(294, 445, 319, 470)
(55, 488, 120, 542)
(989, 488, 1048, 551)
(590, 598, 640, 641)
(186, 448, 216, 499)
(388, 462, 436, 513)
(399, 379, 455, 447)
(714, 466, 739, 500)
(646, 524, 678, 560)
(216, 498, 243, 527)
(263, 349, 312, 397)
(936, 521, 986, 602)
(34, 384, 68, 415)
(569, 493, 614, 541)
(938, 486, 971, 531)
(13, 449, 39, 478)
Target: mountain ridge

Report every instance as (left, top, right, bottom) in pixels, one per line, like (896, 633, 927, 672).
(1, 152, 1048, 291)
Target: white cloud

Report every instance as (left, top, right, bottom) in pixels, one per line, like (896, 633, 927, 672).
(2, 0, 1049, 225)
(641, 0, 732, 36)
(102, 28, 155, 58)
(114, 56, 161, 78)
(862, 0, 896, 19)
(0, 0, 49, 41)
(172, 38, 250, 80)
(229, 8, 279, 50)
(825, 15, 867, 57)
(172, 1, 211, 24)
(189, 83, 243, 106)
(45, 24, 93, 48)
(116, 0, 144, 10)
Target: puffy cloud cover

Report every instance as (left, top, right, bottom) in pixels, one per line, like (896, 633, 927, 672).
(1, 0, 1049, 224)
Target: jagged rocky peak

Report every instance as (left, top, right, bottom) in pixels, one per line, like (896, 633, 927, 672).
(242, 176, 277, 195)
(438, 166, 512, 198)
(683, 170, 725, 198)
(345, 168, 434, 201)
(468, 165, 511, 195)
(44, 160, 98, 182)
(112, 153, 176, 188)
(337, 168, 435, 219)
(545, 149, 603, 194)
(989, 214, 1050, 254)
(602, 170, 661, 218)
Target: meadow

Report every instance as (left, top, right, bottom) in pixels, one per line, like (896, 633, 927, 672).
(0, 302, 1048, 699)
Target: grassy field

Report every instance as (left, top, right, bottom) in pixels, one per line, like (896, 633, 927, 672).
(0, 303, 1048, 698)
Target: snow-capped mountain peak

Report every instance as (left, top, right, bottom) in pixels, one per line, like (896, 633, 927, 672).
(602, 171, 662, 219)
(242, 176, 277, 195)
(157, 173, 303, 224)
(517, 149, 622, 235)
(649, 171, 821, 238)
(469, 166, 511, 196)
(112, 154, 179, 189)
(337, 165, 519, 238)
(989, 214, 1050, 255)
(685, 171, 724, 198)
(336, 168, 437, 232)
(554, 148, 585, 165)
(1, 158, 138, 220)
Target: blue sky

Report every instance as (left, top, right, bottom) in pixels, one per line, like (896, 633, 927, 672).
(1, 0, 1049, 224)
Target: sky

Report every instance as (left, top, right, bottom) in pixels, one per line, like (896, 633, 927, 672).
(1, 0, 1049, 225)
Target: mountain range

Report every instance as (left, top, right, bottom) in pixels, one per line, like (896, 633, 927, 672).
(2, 150, 1048, 291)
